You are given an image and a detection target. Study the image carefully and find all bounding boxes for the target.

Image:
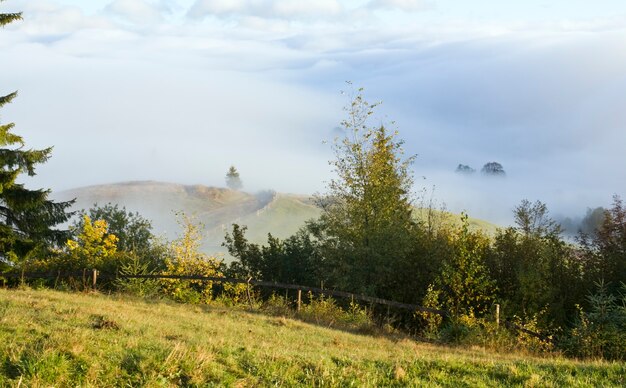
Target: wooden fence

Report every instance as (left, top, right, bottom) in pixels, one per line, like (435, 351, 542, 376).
(3, 269, 550, 341)
(4, 270, 448, 316)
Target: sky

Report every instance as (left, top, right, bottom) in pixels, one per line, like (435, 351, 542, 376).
(2, 0, 626, 225)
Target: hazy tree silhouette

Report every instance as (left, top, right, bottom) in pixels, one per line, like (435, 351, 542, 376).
(225, 166, 243, 190)
(481, 162, 506, 176)
(456, 164, 475, 174)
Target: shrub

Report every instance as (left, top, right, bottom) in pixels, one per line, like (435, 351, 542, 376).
(262, 294, 294, 317)
(562, 281, 626, 360)
(425, 215, 496, 318)
(298, 293, 374, 332)
(507, 311, 555, 353)
(298, 293, 343, 327)
(65, 215, 118, 270)
(114, 254, 160, 298)
(213, 282, 250, 307)
(159, 214, 222, 304)
(418, 284, 444, 338)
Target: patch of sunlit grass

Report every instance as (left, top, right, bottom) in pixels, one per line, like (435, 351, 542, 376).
(0, 288, 624, 386)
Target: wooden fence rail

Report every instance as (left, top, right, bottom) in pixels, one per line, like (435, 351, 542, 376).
(3, 270, 550, 341)
(124, 274, 450, 316)
(3, 270, 448, 316)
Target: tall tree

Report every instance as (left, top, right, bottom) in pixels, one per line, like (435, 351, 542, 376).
(481, 162, 506, 176)
(514, 199, 561, 237)
(309, 87, 418, 298)
(0, 6, 73, 265)
(225, 165, 243, 190)
(580, 195, 626, 295)
(580, 206, 605, 236)
(488, 200, 580, 326)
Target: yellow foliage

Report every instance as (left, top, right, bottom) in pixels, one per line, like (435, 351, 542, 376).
(160, 213, 223, 303)
(65, 215, 118, 269)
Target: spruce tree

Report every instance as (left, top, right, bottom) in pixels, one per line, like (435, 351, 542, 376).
(1, 5, 74, 265)
(225, 166, 243, 190)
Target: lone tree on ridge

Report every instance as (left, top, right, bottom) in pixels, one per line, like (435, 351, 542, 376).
(225, 166, 243, 190)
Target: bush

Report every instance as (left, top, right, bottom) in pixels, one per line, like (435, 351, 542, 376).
(505, 311, 555, 354)
(65, 215, 118, 270)
(213, 282, 250, 307)
(159, 214, 222, 304)
(562, 281, 626, 360)
(114, 254, 160, 298)
(298, 293, 343, 327)
(161, 254, 221, 304)
(298, 293, 374, 332)
(423, 306, 555, 355)
(425, 215, 496, 319)
(262, 294, 294, 317)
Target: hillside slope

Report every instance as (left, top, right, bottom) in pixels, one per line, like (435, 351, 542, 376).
(55, 181, 321, 254)
(56, 181, 499, 255)
(1, 289, 623, 386)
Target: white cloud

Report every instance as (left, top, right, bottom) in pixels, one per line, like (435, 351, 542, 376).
(104, 0, 171, 24)
(367, 0, 433, 12)
(188, 0, 343, 21)
(272, 0, 342, 19)
(2, 0, 113, 45)
(187, 0, 246, 17)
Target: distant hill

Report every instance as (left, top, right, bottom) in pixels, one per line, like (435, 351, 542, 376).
(55, 181, 321, 255)
(413, 208, 499, 236)
(55, 181, 499, 257)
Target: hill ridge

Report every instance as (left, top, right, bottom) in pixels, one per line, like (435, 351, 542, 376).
(54, 181, 321, 255)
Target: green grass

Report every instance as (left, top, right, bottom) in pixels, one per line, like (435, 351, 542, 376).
(1, 289, 624, 387)
(413, 208, 500, 236)
(228, 194, 321, 242)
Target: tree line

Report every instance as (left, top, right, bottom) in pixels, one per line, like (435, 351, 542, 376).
(456, 162, 506, 176)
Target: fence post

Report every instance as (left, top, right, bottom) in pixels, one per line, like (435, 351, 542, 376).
(495, 304, 500, 328)
(92, 269, 98, 291)
(246, 277, 253, 309)
(297, 289, 302, 312)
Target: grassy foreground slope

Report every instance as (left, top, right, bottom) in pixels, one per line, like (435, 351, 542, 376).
(1, 289, 624, 387)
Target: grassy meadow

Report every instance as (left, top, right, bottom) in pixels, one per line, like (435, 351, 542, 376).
(1, 288, 624, 387)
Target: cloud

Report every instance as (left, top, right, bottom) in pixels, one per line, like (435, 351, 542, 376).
(367, 0, 433, 12)
(187, 0, 343, 21)
(366, 33, 626, 220)
(5, 0, 112, 42)
(188, 0, 245, 17)
(104, 0, 171, 24)
(3, 0, 626, 226)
